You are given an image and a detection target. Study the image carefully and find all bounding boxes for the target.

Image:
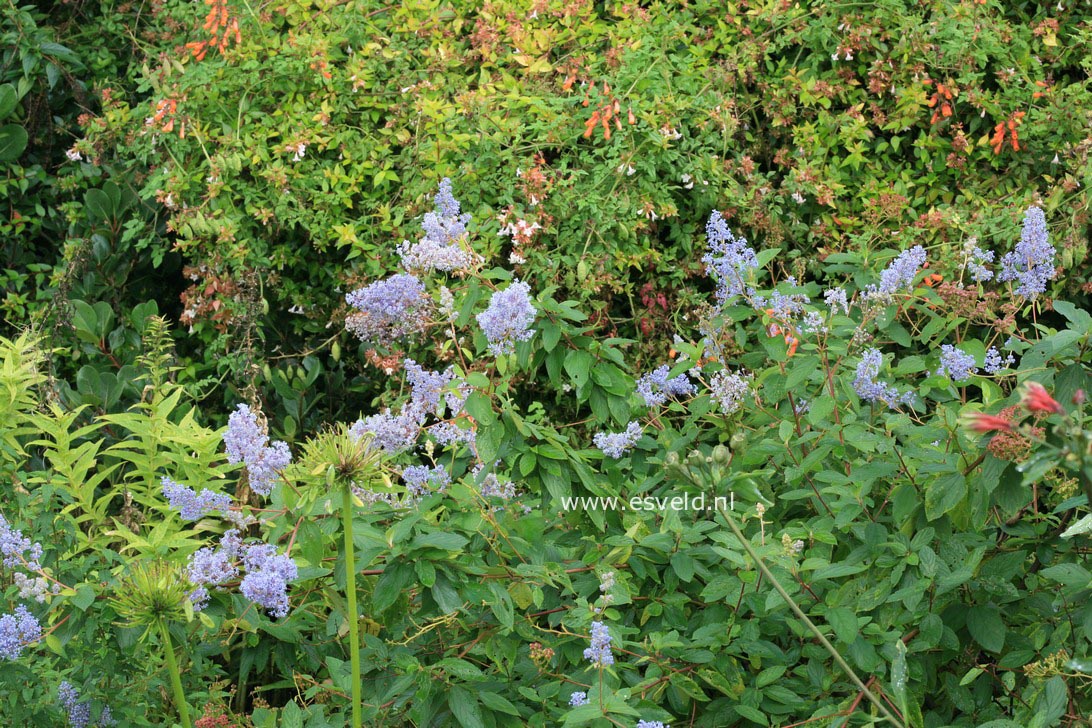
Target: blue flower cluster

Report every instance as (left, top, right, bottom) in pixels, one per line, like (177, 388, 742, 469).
(984, 346, 1015, 374)
(224, 404, 292, 496)
(593, 421, 643, 458)
(429, 421, 476, 447)
(476, 280, 537, 355)
(58, 681, 115, 727)
(0, 604, 41, 660)
(999, 206, 1055, 299)
(635, 365, 694, 407)
(702, 211, 759, 304)
(353, 357, 475, 457)
(0, 512, 42, 572)
(471, 463, 517, 500)
(863, 245, 926, 302)
(161, 477, 232, 521)
(636, 721, 669, 728)
(853, 349, 914, 408)
(345, 273, 432, 345)
(397, 178, 480, 273)
(824, 287, 849, 315)
(755, 285, 810, 321)
(15, 572, 56, 603)
(569, 691, 588, 707)
(583, 620, 614, 667)
(351, 408, 421, 454)
(240, 544, 298, 619)
(935, 344, 978, 382)
(961, 238, 995, 283)
(404, 359, 463, 417)
(402, 464, 451, 499)
(709, 370, 753, 415)
(187, 529, 297, 618)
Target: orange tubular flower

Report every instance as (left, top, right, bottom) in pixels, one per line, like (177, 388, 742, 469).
(1021, 381, 1064, 415)
(964, 413, 1014, 434)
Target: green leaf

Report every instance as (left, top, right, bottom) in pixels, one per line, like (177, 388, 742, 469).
(561, 703, 605, 726)
(84, 188, 114, 224)
(925, 472, 966, 520)
(671, 551, 695, 582)
(0, 123, 27, 161)
(411, 532, 469, 552)
(431, 574, 462, 614)
(280, 701, 303, 728)
(71, 584, 97, 611)
(734, 705, 768, 725)
(448, 686, 485, 728)
(439, 658, 483, 681)
(0, 84, 18, 120)
(1039, 563, 1091, 588)
(959, 666, 983, 686)
(826, 607, 858, 643)
(1052, 300, 1092, 330)
(891, 639, 909, 718)
(564, 351, 594, 389)
(478, 691, 520, 716)
(1061, 514, 1092, 539)
(372, 562, 412, 615)
(1033, 676, 1067, 726)
(966, 605, 1005, 653)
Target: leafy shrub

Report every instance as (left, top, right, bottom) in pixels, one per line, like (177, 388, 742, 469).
(2, 176, 1091, 726)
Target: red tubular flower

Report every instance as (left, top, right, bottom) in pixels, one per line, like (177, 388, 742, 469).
(1021, 381, 1064, 415)
(964, 413, 1013, 434)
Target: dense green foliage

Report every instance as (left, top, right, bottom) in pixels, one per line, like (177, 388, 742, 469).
(2, 0, 1092, 726)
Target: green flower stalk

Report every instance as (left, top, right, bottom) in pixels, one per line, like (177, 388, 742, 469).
(305, 424, 385, 728)
(158, 618, 193, 728)
(110, 561, 193, 728)
(341, 478, 362, 728)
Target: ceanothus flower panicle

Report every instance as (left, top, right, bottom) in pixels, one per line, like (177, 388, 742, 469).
(397, 178, 481, 273)
(186, 529, 296, 618)
(853, 349, 914, 408)
(479, 473, 517, 500)
(961, 238, 995, 282)
(402, 464, 451, 498)
(345, 273, 432, 344)
(755, 284, 810, 321)
(594, 421, 643, 458)
(636, 721, 669, 728)
(404, 359, 459, 417)
(240, 545, 298, 619)
(59, 681, 92, 728)
(15, 573, 57, 603)
(824, 287, 849, 315)
(224, 404, 292, 496)
(984, 346, 1015, 374)
(636, 365, 694, 408)
(935, 345, 978, 382)
(709, 370, 753, 415)
(429, 421, 476, 447)
(583, 620, 614, 667)
(161, 477, 232, 521)
(0, 604, 41, 660)
(702, 211, 759, 304)
(477, 280, 537, 355)
(862, 245, 926, 302)
(0, 512, 42, 571)
(58, 682, 113, 727)
(569, 692, 589, 707)
(999, 206, 1056, 299)
(351, 408, 422, 454)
